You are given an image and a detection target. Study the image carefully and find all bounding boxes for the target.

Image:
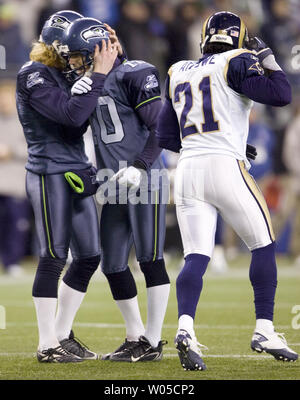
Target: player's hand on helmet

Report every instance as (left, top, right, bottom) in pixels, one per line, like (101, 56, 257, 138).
(246, 37, 273, 63)
(246, 36, 281, 71)
(246, 143, 257, 161)
(93, 40, 118, 75)
(110, 166, 142, 189)
(104, 23, 123, 56)
(71, 76, 93, 95)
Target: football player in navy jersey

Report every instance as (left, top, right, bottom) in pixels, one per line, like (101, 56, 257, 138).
(157, 11, 298, 370)
(61, 19, 170, 362)
(16, 10, 118, 363)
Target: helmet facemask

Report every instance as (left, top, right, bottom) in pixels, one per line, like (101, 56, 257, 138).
(61, 48, 94, 82)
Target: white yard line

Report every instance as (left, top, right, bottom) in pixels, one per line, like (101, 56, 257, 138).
(4, 322, 294, 330)
(1, 300, 297, 309)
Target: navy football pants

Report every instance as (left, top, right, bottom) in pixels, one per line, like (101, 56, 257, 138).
(26, 171, 100, 260)
(100, 189, 166, 274)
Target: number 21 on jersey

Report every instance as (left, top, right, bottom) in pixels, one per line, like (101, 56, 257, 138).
(174, 76, 219, 138)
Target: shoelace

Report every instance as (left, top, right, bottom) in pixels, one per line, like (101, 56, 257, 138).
(275, 332, 287, 345)
(47, 345, 70, 356)
(177, 330, 208, 353)
(67, 336, 90, 355)
(189, 335, 209, 353)
(130, 337, 165, 357)
(115, 340, 139, 353)
(195, 340, 209, 352)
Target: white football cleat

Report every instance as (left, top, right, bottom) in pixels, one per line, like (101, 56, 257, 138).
(251, 330, 298, 362)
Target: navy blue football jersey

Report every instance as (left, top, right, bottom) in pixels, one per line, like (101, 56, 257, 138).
(16, 61, 90, 175)
(89, 60, 164, 174)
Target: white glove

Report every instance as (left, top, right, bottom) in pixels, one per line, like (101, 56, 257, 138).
(110, 166, 142, 189)
(71, 77, 93, 95)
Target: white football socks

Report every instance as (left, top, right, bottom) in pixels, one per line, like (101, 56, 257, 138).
(178, 314, 196, 338)
(33, 297, 60, 351)
(255, 318, 275, 334)
(55, 281, 86, 341)
(116, 296, 145, 342)
(144, 283, 170, 348)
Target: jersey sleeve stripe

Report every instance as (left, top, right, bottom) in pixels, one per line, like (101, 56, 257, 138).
(135, 96, 161, 110)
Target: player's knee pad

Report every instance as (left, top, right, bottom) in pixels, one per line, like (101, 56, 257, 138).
(104, 267, 137, 300)
(63, 254, 100, 293)
(32, 257, 66, 298)
(140, 259, 170, 288)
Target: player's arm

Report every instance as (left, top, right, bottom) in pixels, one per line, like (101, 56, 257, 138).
(27, 72, 106, 127)
(226, 45, 291, 107)
(27, 42, 117, 128)
(156, 73, 181, 153)
(111, 64, 163, 188)
(111, 99, 163, 189)
(133, 99, 163, 170)
(124, 64, 163, 171)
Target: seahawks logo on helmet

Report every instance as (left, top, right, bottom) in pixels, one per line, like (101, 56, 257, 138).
(81, 26, 108, 42)
(48, 15, 71, 30)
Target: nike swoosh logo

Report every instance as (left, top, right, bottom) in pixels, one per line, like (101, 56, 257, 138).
(131, 352, 160, 362)
(131, 355, 141, 362)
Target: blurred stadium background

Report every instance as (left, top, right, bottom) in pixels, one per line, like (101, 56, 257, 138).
(0, 0, 300, 276)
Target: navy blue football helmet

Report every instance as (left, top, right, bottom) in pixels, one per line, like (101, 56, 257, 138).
(60, 17, 110, 81)
(40, 10, 83, 47)
(201, 11, 248, 53)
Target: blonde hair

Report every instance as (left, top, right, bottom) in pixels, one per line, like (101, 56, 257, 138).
(30, 42, 66, 70)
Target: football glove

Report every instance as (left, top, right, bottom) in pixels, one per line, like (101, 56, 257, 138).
(246, 37, 273, 63)
(71, 76, 93, 95)
(246, 37, 281, 71)
(246, 143, 257, 161)
(110, 166, 142, 189)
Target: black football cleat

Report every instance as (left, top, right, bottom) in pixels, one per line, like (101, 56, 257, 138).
(104, 336, 167, 362)
(37, 345, 83, 363)
(101, 339, 140, 361)
(60, 330, 98, 360)
(128, 336, 167, 362)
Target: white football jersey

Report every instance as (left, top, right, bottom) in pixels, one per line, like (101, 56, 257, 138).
(168, 49, 255, 168)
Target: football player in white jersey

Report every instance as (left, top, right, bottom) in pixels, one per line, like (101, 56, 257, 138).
(157, 11, 298, 370)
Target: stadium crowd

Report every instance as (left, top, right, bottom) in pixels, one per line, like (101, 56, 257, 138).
(0, 0, 300, 275)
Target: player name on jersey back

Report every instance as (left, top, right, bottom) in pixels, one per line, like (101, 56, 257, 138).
(168, 49, 254, 166)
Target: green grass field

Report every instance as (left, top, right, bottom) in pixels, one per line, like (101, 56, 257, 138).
(0, 255, 299, 381)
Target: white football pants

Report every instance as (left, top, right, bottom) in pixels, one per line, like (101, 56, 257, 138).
(174, 155, 274, 258)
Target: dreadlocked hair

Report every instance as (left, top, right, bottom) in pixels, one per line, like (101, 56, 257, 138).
(30, 42, 66, 70)
(203, 42, 234, 54)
